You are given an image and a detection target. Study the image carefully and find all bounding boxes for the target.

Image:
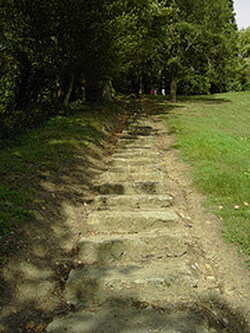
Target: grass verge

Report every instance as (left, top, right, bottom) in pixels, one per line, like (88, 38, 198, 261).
(0, 101, 125, 264)
(161, 91, 250, 259)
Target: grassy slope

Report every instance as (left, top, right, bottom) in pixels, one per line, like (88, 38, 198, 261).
(0, 102, 124, 263)
(162, 92, 250, 257)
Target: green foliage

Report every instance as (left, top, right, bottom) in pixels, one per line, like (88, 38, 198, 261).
(0, 0, 245, 135)
(166, 0, 242, 95)
(163, 91, 250, 256)
(238, 28, 250, 89)
(238, 27, 250, 57)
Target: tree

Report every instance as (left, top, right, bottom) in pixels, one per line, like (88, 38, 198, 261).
(113, 0, 175, 95)
(238, 27, 250, 58)
(162, 0, 243, 99)
(0, 0, 246, 138)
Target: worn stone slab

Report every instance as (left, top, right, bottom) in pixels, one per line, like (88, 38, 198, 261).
(46, 305, 224, 333)
(114, 146, 153, 152)
(116, 141, 154, 149)
(98, 171, 165, 183)
(64, 261, 198, 306)
(86, 210, 179, 233)
(112, 151, 159, 159)
(96, 181, 166, 195)
(127, 125, 153, 136)
(113, 147, 156, 153)
(79, 232, 188, 265)
(107, 164, 161, 173)
(117, 136, 154, 143)
(110, 157, 158, 167)
(94, 194, 174, 210)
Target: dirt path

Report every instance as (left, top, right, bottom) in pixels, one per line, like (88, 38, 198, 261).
(45, 102, 249, 332)
(0, 101, 249, 332)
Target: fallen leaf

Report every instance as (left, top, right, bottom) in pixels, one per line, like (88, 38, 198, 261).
(35, 324, 47, 332)
(33, 199, 42, 203)
(205, 264, 212, 271)
(207, 276, 215, 281)
(25, 321, 35, 330)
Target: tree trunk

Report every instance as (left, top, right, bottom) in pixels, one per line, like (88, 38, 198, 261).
(102, 79, 115, 103)
(14, 52, 32, 109)
(63, 72, 75, 109)
(29, 70, 45, 104)
(142, 74, 151, 95)
(54, 78, 62, 100)
(85, 78, 103, 103)
(170, 76, 177, 103)
(134, 68, 144, 97)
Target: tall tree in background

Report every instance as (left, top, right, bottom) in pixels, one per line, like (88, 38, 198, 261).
(0, 0, 246, 137)
(238, 27, 250, 88)
(164, 0, 242, 100)
(238, 27, 250, 58)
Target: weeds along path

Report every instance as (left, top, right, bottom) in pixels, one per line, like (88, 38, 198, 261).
(46, 101, 249, 332)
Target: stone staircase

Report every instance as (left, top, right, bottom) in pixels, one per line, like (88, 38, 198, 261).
(46, 108, 236, 332)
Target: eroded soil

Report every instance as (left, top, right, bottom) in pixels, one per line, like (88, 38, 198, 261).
(0, 100, 249, 333)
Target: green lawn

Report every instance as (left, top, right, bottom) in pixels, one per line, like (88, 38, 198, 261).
(162, 91, 250, 259)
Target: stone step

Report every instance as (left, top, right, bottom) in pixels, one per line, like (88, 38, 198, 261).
(86, 210, 179, 233)
(126, 119, 152, 126)
(110, 157, 157, 167)
(64, 261, 198, 306)
(115, 146, 153, 152)
(119, 131, 154, 138)
(79, 232, 188, 265)
(113, 146, 154, 152)
(94, 194, 174, 210)
(110, 155, 157, 167)
(98, 172, 165, 183)
(117, 136, 154, 144)
(46, 304, 225, 333)
(95, 181, 166, 195)
(126, 125, 153, 136)
(112, 151, 159, 159)
(116, 142, 153, 149)
(108, 164, 161, 173)
(118, 134, 143, 140)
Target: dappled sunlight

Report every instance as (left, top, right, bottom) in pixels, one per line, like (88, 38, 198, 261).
(47, 297, 245, 333)
(48, 138, 90, 148)
(0, 104, 127, 331)
(46, 101, 249, 332)
(17, 281, 57, 306)
(7, 262, 53, 281)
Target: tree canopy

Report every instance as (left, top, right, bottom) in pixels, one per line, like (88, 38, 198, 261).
(0, 0, 246, 137)
(238, 27, 250, 58)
